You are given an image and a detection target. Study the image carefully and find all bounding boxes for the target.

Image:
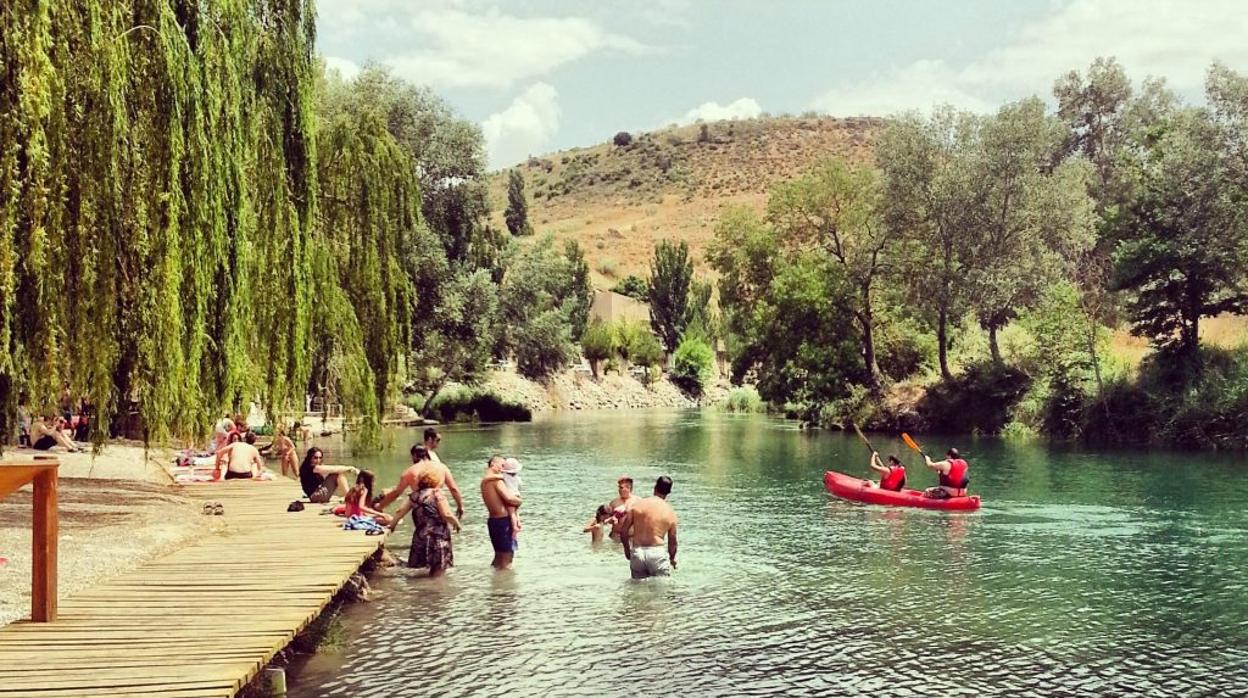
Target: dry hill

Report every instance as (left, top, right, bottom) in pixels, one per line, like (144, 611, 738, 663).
(487, 116, 884, 288)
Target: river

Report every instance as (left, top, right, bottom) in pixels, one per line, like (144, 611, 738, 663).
(286, 410, 1248, 697)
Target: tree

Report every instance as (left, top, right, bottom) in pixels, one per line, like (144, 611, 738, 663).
(1112, 108, 1248, 363)
(496, 233, 581, 378)
(563, 240, 592, 342)
(515, 310, 575, 379)
(670, 335, 715, 396)
(648, 239, 694, 352)
(629, 330, 665, 385)
(876, 107, 981, 380)
(505, 169, 532, 236)
(706, 208, 782, 382)
(409, 268, 500, 414)
(963, 98, 1096, 363)
(613, 131, 633, 146)
(1053, 56, 1134, 209)
(580, 320, 616, 379)
(766, 157, 893, 392)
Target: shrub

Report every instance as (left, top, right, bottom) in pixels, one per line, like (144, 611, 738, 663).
(612, 275, 649, 301)
(670, 335, 714, 396)
(723, 386, 764, 413)
(613, 131, 633, 146)
(918, 361, 1031, 434)
(427, 386, 532, 423)
(580, 320, 616, 378)
(597, 257, 619, 277)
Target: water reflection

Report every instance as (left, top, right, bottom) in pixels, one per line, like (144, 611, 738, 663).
(291, 410, 1248, 697)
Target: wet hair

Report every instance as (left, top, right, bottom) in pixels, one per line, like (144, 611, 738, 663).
(423, 427, 440, 443)
(655, 476, 673, 496)
(487, 455, 504, 469)
(417, 471, 440, 489)
(228, 432, 242, 444)
(946, 448, 960, 459)
(617, 477, 634, 489)
(355, 470, 377, 500)
(888, 455, 901, 465)
(244, 432, 256, 445)
(410, 444, 430, 463)
(596, 504, 612, 522)
(300, 447, 323, 473)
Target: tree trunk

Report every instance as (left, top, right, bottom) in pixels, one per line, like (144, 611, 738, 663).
(988, 324, 1001, 364)
(858, 309, 882, 395)
(420, 379, 447, 417)
(1086, 322, 1104, 398)
(590, 359, 599, 380)
(937, 306, 952, 381)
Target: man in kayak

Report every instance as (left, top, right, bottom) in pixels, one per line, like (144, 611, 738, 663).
(923, 448, 970, 498)
(865, 451, 906, 491)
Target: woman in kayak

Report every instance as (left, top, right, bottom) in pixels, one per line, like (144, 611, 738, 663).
(923, 448, 970, 498)
(865, 451, 906, 491)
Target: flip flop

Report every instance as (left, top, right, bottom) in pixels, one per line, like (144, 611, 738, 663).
(202, 502, 215, 515)
(365, 528, 386, 536)
(212, 502, 224, 516)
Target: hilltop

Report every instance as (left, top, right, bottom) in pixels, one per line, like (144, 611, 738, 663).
(487, 116, 885, 286)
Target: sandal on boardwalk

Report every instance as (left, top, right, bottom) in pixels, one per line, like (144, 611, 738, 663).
(212, 502, 224, 516)
(202, 502, 215, 515)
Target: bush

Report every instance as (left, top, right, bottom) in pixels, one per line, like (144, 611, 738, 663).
(597, 257, 619, 277)
(427, 385, 532, 423)
(875, 314, 937, 380)
(629, 330, 665, 384)
(670, 335, 714, 396)
(918, 361, 1031, 434)
(613, 131, 633, 146)
(612, 275, 650, 301)
(581, 320, 616, 378)
(723, 386, 764, 413)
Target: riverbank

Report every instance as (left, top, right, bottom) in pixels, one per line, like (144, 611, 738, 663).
(428, 366, 732, 421)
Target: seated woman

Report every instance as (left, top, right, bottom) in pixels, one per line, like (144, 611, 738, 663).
(298, 447, 356, 504)
(864, 451, 906, 492)
(29, 415, 81, 452)
(343, 470, 392, 526)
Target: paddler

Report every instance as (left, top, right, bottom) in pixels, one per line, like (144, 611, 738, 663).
(923, 447, 970, 499)
(865, 451, 906, 491)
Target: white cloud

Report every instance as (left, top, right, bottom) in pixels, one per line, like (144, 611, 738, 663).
(813, 0, 1248, 116)
(482, 83, 562, 170)
(380, 8, 653, 89)
(676, 97, 763, 125)
(323, 56, 361, 81)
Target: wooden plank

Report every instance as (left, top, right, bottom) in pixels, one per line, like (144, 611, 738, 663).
(0, 479, 384, 696)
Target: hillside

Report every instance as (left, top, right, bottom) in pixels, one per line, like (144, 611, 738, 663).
(487, 116, 884, 287)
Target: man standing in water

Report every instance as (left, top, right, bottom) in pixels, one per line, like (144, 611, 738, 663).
(618, 476, 678, 579)
(481, 456, 522, 570)
(378, 442, 465, 520)
(424, 427, 444, 462)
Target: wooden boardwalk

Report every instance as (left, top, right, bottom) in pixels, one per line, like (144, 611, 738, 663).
(0, 480, 386, 697)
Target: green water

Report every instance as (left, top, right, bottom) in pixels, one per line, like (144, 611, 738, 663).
(287, 410, 1248, 697)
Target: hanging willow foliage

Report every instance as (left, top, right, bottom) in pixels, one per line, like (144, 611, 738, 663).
(1, 0, 407, 449)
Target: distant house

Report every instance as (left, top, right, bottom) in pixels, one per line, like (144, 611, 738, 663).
(589, 290, 650, 325)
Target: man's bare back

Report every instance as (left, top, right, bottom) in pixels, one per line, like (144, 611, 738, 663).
(625, 496, 678, 546)
(218, 442, 262, 476)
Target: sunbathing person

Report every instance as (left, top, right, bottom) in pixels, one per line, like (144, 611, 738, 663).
(29, 415, 81, 452)
(214, 432, 265, 480)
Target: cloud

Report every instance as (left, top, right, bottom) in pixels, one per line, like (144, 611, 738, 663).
(380, 8, 653, 89)
(482, 83, 561, 170)
(813, 0, 1248, 116)
(323, 56, 361, 81)
(676, 97, 763, 125)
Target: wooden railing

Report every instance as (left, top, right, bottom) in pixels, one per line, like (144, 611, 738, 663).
(0, 455, 59, 622)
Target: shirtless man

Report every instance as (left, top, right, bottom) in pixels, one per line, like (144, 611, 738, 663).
(214, 432, 265, 480)
(28, 415, 81, 453)
(377, 443, 465, 519)
(481, 456, 523, 570)
(607, 477, 637, 542)
(618, 476, 678, 579)
(423, 427, 444, 463)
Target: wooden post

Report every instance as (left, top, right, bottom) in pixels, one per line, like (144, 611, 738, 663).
(31, 466, 58, 621)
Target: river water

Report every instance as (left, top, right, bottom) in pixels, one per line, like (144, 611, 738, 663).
(286, 410, 1248, 697)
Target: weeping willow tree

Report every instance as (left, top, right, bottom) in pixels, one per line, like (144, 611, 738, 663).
(1, 0, 405, 449)
(314, 110, 420, 447)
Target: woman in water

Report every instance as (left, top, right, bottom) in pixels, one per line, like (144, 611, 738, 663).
(583, 504, 614, 546)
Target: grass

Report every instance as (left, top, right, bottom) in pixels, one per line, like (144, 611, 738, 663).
(722, 386, 765, 413)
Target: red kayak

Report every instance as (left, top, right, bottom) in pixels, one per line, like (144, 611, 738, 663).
(823, 470, 981, 511)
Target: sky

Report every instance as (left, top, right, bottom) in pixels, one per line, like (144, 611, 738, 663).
(316, 0, 1248, 170)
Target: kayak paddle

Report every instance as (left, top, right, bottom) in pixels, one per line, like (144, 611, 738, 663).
(852, 423, 874, 452)
(901, 432, 927, 459)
